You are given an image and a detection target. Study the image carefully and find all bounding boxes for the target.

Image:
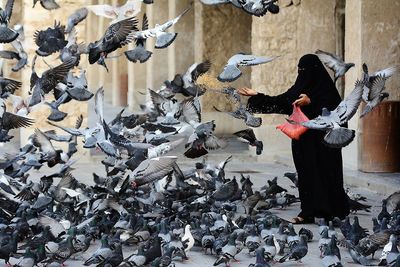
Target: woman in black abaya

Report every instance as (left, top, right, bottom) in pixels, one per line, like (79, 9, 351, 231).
(238, 54, 350, 223)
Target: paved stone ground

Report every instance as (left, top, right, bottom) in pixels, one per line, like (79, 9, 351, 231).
(8, 156, 395, 267)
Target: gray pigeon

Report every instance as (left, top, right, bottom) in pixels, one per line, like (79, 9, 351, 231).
(298, 79, 365, 148)
(33, 0, 60, 10)
(0, 76, 21, 98)
(45, 92, 69, 122)
(65, 8, 88, 34)
(0, 0, 18, 43)
(361, 63, 399, 117)
(0, 38, 28, 71)
(360, 75, 388, 118)
(249, 247, 271, 267)
(215, 104, 262, 128)
(120, 156, 177, 190)
(233, 128, 263, 155)
(279, 235, 308, 263)
(0, 100, 34, 142)
(29, 56, 76, 107)
(184, 121, 226, 158)
(124, 14, 153, 63)
(132, 5, 192, 49)
(88, 17, 138, 64)
(65, 70, 93, 101)
(238, 0, 279, 17)
(315, 49, 355, 82)
(218, 53, 279, 82)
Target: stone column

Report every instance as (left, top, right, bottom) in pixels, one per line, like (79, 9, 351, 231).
(194, 2, 252, 135)
(344, 0, 400, 169)
(19, 0, 89, 157)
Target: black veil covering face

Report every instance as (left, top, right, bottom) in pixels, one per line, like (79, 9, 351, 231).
(246, 54, 350, 220)
(247, 54, 341, 119)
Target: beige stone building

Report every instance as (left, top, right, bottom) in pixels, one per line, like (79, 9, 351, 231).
(2, 0, 400, 171)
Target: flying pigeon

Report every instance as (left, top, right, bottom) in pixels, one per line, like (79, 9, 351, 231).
(65, 8, 89, 34)
(0, 99, 34, 142)
(360, 63, 399, 117)
(86, 0, 142, 23)
(29, 56, 76, 107)
(218, 53, 279, 82)
(65, 70, 93, 101)
(124, 13, 153, 63)
(315, 49, 355, 82)
(33, 0, 60, 10)
(34, 21, 68, 56)
(0, 76, 21, 99)
(88, 17, 138, 64)
(233, 128, 263, 155)
(132, 5, 192, 49)
(238, 0, 279, 17)
(296, 79, 365, 148)
(0, 37, 28, 71)
(0, 0, 19, 43)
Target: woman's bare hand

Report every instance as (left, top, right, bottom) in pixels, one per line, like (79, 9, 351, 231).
(293, 94, 311, 106)
(237, 87, 258, 96)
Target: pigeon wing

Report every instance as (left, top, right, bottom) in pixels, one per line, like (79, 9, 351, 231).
(191, 60, 211, 82)
(33, 129, 57, 157)
(95, 87, 104, 123)
(181, 97, 201, 124)
(315, 49, 343, 70)
(2, 112, 34, 130)
(118, 0, 142, 19)
(132, 156, 177, 186)
(368, 75, 386, 100)
(371, 65, 399, 79)
(39, 215, 66, 237)
(233, 128, 256, 143)
(5, 0, 15, 21)
(0, 50, 19, 60)
(333, 79, 364, 123)
(86, 4, 117, 19)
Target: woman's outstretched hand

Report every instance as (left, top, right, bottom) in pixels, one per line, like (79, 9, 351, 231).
(293, 94, 311, 106)
(238, 87, 258, 96)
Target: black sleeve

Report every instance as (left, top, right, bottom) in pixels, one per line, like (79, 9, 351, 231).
(246, 87, 298, 115)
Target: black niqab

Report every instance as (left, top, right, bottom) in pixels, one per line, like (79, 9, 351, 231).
(246, 54, 350, 220)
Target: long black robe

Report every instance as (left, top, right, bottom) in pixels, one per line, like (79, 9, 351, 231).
(247, 54, 350, 220)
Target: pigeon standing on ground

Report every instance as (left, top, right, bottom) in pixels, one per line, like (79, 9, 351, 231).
(279, 235, 308, 263)
(315, 49, 355, 82)
(217, 53, 279, 82)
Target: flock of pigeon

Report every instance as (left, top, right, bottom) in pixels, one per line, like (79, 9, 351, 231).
(0, 0, 400, 267)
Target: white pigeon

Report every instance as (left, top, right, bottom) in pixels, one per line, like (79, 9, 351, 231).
(86, 0, 142, 23)
(132, 6, 192, 49)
